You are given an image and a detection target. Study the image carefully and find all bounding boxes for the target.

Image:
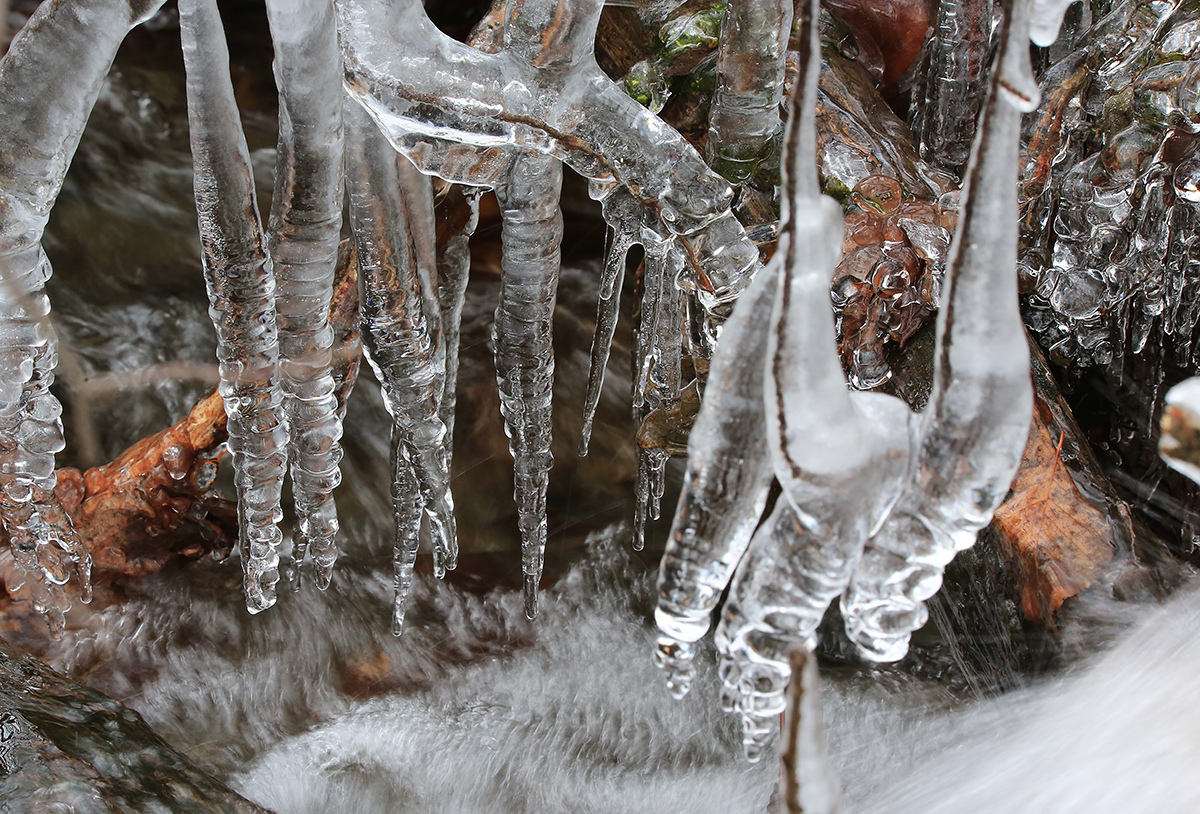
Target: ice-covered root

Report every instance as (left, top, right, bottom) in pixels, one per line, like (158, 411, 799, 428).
(180, 0, 288, 613)
(776, 648, 841, 814)
(493, 150, 562, 620)
(264, 0, 345, 586)
(652, 262, 779, 697)
(714, 497, 864, 760)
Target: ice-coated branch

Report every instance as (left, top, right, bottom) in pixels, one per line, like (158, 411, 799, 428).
(336, 0, 759, 312)
(345, 101, 457, 625)
(180, 0, 288, 613)
(842, 0, 1035, 661)
(0, 0, 166, 631)
(264, 0, 346, 587)
(706, 0, 792, 183)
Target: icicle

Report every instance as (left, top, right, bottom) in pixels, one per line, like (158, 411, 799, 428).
(493, 151, 563, 619)
(337, 0, 759, 314)
(1029, 0, 1083, 46)
(264, 0, 345, 587)
(706, 0, 793, 183)
(579, 183, 642, 457)
(653, 262, 778, 699)
(0, 0, 158, 630)
(180, 0, 287, 614)
(842, 0, 1035, 662)
(389, 434, 423, 635)
(632, 225, 686, 551)
(436, 186, 482, 450)
(345, 101, 458, 588)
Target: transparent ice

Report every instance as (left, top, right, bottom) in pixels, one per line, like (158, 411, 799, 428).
(0, 0, 170, 633)
(180, 0, 288, 613)
(264, 0, 346, 587)
(655, 0, 1035, 758)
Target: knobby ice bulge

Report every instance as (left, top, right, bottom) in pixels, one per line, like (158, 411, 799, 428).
(0, 0, 1192, 795)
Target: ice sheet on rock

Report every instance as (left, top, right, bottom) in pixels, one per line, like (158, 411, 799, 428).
(337, 0, 759, 313)
(842, 0, 1035, 662)
(493, 150, 563, 619)
(654, 262, 778, 700)
(0, 0, 170, 629)
(264, 0, 345, 586)
(706, 0, 792, 183)
(181, 0, 287, 614)
(345, 102, 458, 588)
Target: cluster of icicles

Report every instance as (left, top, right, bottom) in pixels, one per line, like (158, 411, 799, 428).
(0, 0, 1076, 759)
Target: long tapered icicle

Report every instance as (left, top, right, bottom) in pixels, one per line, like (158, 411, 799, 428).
(841, 0, 1036, 662)
(0, 0, 163, 630)
(264, 0, 345, 587)
(436, 186, 482, 450)
(181, 0, 287, 613)
(776, 649, 841, 814)
(579, 184, 642, 457)
(653, 262, 778, 699)
(337, 0, 759, 313)
(346, 102, 458, 613)
(493, 151, 563, 619)
(706, 0, 793, 183)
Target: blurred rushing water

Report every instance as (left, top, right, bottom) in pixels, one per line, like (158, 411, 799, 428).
(2, 6, 1195, 814)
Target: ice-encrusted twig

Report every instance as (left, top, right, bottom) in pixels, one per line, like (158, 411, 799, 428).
(776, 649, 841, 814)
(706, 0, 792, 183)
(180, 0, 288, 613)
(264, 0, 345, 587)
(346, 101, 457, 622)
(841, 0, 1036, 661)
(0, 0, 165, 631)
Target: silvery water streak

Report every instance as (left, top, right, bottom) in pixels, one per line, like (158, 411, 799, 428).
(264, 0, 345, 587)
(579, 183, 642, 457)
(706, 0, 792, 183)
(493, 151, 563, 620)
(654, 263, 777, 700)
(345, 102, 457, 612)
(336, 0, 759, 313)
(181, 0, 287, 614)
(843, 0, 1034, 660)
(0, 0, 167, 630)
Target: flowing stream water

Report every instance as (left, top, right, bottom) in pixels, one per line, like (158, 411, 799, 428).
(5, 6, 1196, 812)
